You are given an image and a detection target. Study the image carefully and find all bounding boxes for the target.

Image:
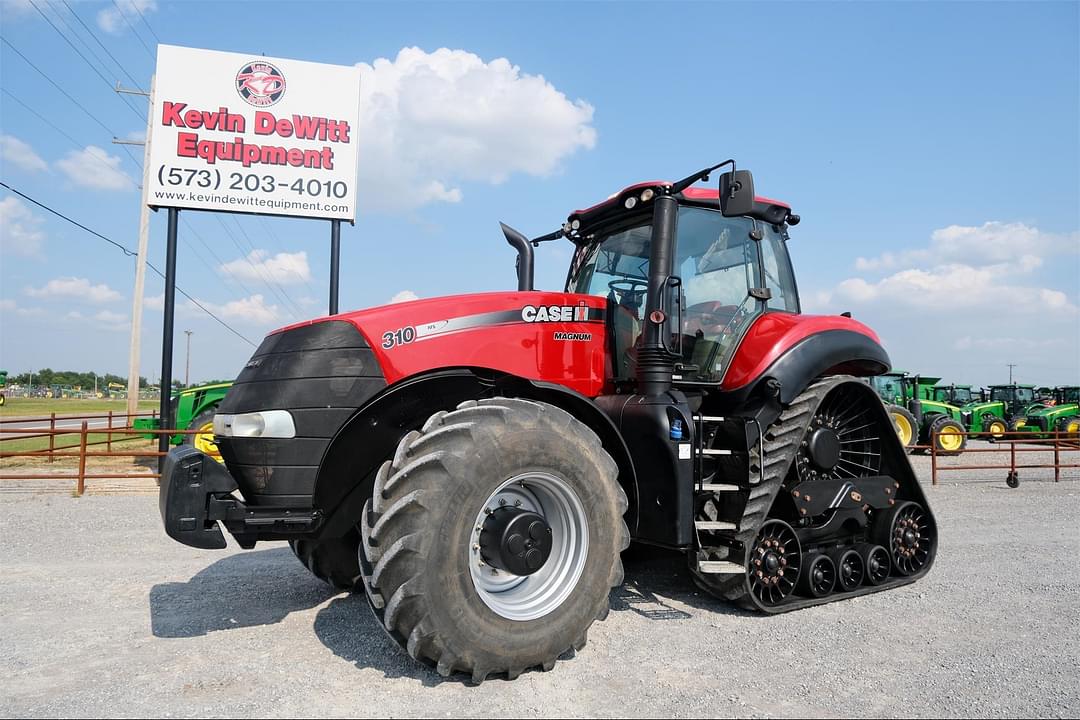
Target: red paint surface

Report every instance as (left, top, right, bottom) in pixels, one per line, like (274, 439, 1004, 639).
(278, 292, 610, 396)
(571, 179, 791, 218)
(722, 313, 882, 390)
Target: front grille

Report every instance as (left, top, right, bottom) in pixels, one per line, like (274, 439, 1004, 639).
(1026, 416, 1048, 431)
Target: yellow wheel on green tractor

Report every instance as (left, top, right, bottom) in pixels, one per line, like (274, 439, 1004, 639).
(938, 427, 963, 452)
(929, 416, 966, 456)
(192, 420, 221, 461)
(1060, 418, 1080, 438)
(0, 393, 5, 407)
(893, 411, 914, 446)
(986, 418, 1007, 440)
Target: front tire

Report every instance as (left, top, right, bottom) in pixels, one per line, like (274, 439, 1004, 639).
(182, 407, 223, 463)
(929, 416, 966, 456)
(887, 404, 918, 449)
(358, 398, 628, 682)
(1056, 416, 1080, 439)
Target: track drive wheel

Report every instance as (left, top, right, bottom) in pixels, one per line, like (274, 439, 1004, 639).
(887, 404, 918, 449)
(358, 398, 628, 683)
(747, 520, 801, 607)
(929, 416, 966, 456)
(873, 500, 936, 576)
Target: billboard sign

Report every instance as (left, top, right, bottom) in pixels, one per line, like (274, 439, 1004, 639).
(148, 44, 361, 221)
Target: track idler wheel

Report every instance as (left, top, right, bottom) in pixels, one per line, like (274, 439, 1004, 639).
(874, 501, 935, 576)
(829, 548, 865, 591)
(797, 553, 836, 598)
(857, 543, 892, 586)
(747, 520, 801, 607)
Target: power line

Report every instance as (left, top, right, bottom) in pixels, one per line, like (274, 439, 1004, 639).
(213, 216, 302, 321)
(0, 182, 257, 347)
(256, 216, 320, 299)
(0, 36, 144, 172)
(61, 0, 146, 93)
(110, 0, 155, 60)
(228, 216, 306, 318)
(128, 0, 161, 44)
(27, 0, 145, 120)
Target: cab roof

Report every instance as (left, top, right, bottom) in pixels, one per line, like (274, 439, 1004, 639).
(567, 181, 793, 233)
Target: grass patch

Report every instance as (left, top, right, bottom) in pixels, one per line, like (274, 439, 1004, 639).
(0, 398, 159, 417)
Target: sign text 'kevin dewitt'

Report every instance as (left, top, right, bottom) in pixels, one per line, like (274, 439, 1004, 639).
(160, 103, 352, 169)
(147, 44, 361, 221)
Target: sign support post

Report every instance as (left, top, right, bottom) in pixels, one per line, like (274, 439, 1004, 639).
(158, 208, 180, 474)
(329, 219, 341, 315)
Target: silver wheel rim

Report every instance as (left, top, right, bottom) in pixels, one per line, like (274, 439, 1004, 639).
(468, 471, 589, 621)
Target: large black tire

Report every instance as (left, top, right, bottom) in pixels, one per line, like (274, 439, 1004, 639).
(983, 415, 1008, 441)
(887, 404, 918, 450)
(929, 415, 966, 456)
(289, 531, 364, 591)
(358, 398, 628, 682)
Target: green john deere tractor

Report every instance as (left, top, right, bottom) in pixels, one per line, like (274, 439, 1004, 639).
(0, 370, 7, 407)
(134, 382, 232, 462)
(905, 375, 967, 456)
(961, 384, 1043, 436)
(1013, 386, 1079, 439)
(867, 372, 966, 455)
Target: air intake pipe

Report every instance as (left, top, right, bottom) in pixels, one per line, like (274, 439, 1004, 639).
(501, 222, 534, 292)
(637, 195, 678, 396)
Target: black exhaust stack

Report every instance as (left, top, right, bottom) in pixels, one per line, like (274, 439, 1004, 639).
(501, 222, 534, 292)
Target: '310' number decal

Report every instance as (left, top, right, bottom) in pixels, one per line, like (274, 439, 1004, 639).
(381, 326, 416, 349)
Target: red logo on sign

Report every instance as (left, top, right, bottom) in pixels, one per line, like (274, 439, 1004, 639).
(236, 61, 286, 107)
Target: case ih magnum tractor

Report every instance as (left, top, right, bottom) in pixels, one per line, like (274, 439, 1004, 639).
(161, 163, 936, 682)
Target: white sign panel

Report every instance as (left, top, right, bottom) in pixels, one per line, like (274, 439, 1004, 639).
(148, 44, 360, 221)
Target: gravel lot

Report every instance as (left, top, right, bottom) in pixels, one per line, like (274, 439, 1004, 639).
(1, 457, 1078, 718)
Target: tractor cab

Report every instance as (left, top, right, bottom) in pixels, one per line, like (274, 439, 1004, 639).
(988, 384, 1038, 417)
(933, 384, 974, 405)
(868, 372, 906, 405)
(563, 166, 800, 386)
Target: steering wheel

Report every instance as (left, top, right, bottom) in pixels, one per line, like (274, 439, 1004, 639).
(608, 278, 649, 304)
(684, 301, 744, 336)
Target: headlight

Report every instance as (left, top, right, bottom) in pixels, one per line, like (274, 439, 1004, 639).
(213, 410, 296, 439)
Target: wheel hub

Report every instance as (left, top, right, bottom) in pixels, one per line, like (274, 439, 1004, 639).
(479, 507, 553, 576)
(807, 426, 840, 470)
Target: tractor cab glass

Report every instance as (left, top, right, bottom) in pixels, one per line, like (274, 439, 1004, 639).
(870, 375, 903, 404)
(1057, 387, 1080, 404)
(569, 205, 798, 382)
(991, 386, 1034, 405)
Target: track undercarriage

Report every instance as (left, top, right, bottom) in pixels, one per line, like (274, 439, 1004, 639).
(691, 375, 937, 612)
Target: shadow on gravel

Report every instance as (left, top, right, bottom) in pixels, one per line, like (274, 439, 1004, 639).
(612, 543, 754, 619)
(314, 594, 449, 686)
(149, 547, 336, 638)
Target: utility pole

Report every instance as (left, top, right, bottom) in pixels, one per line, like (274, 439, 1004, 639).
(184, 330, 193, 387)
(1007, 363, 1017, 384)
(117, 77, 154, 421)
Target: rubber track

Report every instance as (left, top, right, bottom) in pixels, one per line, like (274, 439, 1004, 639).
(691, 375, 843, 606)
(357, 397, 629, 683)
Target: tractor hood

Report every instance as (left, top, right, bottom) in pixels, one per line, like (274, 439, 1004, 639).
(272, 291, 611, 397)
(1028, 403, 1079, 419)
(962, 401, 1004, 414)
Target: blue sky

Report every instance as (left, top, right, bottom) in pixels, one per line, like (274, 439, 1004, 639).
(1, 0, 1077, 387)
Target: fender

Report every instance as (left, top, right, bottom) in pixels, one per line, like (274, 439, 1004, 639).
(314, 368, 640, 540)
(748, 329, 891, 406)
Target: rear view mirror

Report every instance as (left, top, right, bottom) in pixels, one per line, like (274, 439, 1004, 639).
(719, 170, 755, 217)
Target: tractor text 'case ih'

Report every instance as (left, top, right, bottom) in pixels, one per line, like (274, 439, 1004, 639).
(160, 163, 937, 682)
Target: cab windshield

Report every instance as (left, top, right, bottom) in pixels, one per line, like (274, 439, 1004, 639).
(568, 206, 798, 382)
(991, 387, 1034, 404)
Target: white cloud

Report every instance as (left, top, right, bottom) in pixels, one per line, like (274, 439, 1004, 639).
(26, 277, 122, 303)
(144, 293, 164, 311)
(0, 299, 17, 311)
(0, 134, 47, 172)
(97, 0, 157, 34)
(219, 250, 311, 285)
(355, 47, 596, 211)
(93, 310, 129, 331)
(0, 196, 46, 257)
(854, 221, 1077, 273)
(55, 146, 134, 191)
(194, 294, 281, 325)
(389, 290, 419, 304)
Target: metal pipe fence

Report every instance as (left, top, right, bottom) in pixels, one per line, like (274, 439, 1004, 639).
(0, 416, 200, 496)
(924, 429, 1079, 486)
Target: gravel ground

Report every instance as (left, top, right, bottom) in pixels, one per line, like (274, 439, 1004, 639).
(1, 464, 1078, 717)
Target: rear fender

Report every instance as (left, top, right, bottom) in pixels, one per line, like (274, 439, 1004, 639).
(314, 369, 640, 540)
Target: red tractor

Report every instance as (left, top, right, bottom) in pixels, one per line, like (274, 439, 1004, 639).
(161, 163, 936, 682)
